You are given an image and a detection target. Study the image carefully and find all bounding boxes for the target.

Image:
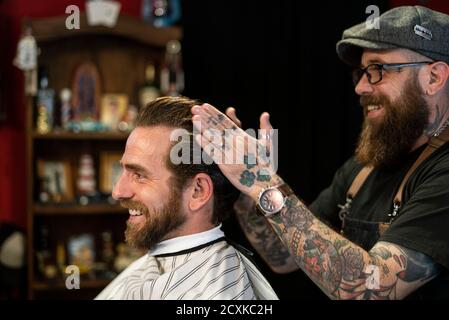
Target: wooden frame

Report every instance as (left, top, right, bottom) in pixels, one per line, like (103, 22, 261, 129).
(99, 152, 122, 193)
(37, 158, 74, 202)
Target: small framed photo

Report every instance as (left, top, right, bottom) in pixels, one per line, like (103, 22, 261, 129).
(100, 94, 129, 131)
(67, 233, 95, 275)
(99, 152, 122, 193)
(37, 159, 74, 202)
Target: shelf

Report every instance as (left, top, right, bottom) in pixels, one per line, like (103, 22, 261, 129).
(33, 131, 129, 140)
(26, 13, 182, 48)
(33, 278, 111, 291)
(34, 203, 127, 216)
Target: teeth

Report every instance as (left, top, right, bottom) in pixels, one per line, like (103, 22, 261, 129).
(129, 209, 143, 216)
(367, 105, 381, 112)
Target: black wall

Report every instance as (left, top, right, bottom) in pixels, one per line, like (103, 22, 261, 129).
(181, 0, 388, 299)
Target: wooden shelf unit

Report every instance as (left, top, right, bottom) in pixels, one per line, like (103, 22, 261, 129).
(25, 14, 182, 299)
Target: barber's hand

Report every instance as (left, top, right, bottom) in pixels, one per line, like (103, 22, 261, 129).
(225, 107, 270, 213)
(191, 103, 282, 200)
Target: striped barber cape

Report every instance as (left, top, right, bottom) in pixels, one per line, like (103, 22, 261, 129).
(95, 225, 278, 300)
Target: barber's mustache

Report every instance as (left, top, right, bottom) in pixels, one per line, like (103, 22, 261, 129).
(359, 95, 389, 108)
(120, 199, 149, 214)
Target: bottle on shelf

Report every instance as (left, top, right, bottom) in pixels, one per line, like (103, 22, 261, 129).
(160, 40, 184, 96)
(59, 88, 72, 131)
(36, 67, 55, 133)
(141, 0, 181, 28)
(35, 224, 58, 280)
(138, 63, 160, 109)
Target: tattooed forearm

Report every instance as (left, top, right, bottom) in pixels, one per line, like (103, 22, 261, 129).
(234, 194, 299, 272)
(268, 195, 440, 299)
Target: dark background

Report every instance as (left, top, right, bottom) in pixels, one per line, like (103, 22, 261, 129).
(181, 0, 387, 299)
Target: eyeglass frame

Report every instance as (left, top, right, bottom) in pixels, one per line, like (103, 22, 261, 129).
(352, 61, 434, 85)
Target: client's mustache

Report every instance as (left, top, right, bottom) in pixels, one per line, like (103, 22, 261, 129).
(120, 199, 149, 214)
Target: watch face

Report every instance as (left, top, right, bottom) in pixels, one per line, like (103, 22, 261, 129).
(260, 188, 285, 215)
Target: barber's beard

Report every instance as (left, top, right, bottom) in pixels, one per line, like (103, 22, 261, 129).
(121, 187, 185, 250)
(355, 76, 429, 168)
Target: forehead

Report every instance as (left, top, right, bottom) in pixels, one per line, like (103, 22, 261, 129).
(122, 126, 173, 166)
(360, 48, 414, 66)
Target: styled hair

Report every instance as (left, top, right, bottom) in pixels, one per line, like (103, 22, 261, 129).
(136, 96, 239, 224)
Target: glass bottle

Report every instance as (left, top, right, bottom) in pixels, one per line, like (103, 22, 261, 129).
(160, 40, 184, 96)
(138, 63, 160, 108)
(36, 67, 55, 132)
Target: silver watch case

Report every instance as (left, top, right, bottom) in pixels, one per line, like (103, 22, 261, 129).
(257, 186, 286, 217)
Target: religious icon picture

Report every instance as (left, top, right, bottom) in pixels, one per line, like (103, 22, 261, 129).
(71, 61, 102, 121)
(37, 159, 74, 202)
(99, 152, 122, 194)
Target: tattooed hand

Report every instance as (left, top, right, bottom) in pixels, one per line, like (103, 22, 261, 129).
(191, 103, 282, 200)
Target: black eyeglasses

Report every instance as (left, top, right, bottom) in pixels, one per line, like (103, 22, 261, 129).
(352, 61, 433, 85)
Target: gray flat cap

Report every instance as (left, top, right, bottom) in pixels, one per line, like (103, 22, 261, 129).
(336, 6, 449, 66)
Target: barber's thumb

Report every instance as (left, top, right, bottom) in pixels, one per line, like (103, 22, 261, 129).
(225, 107, 242, 128)
(260, 112, 272, 130)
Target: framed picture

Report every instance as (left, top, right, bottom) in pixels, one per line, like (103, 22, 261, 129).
(99, 152, 122, 193)
(71, 61, 101, 121)
(67, 233, 95, 275)
(100, 94, 129, 131)
(37, 159, 74, 202)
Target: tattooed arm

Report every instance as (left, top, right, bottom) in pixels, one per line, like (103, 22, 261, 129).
(234, 193, 300, 273)
(191, 103, 440, 299)
(268, 195, 440, 299)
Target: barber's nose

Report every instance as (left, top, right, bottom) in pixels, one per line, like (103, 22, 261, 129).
(354, 73, 374, 96)
(112, 172, 133, 200)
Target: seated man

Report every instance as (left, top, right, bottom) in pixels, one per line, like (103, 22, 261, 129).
(96, 96, 277, 300)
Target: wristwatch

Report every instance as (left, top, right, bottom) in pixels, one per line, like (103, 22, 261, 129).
(256, 184, 294, 217)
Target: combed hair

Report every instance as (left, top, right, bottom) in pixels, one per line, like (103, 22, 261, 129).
(136, 96, 240, 224)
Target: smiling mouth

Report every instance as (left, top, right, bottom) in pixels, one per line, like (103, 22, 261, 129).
(366, 105, 382, 112)
(129, 209, 143, 216)
(365, 104, 385, 117)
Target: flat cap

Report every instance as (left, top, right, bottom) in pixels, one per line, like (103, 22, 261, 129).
(336, 6, 449, 66)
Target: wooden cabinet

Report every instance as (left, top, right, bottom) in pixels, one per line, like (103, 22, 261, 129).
(25, 14, 182, 299)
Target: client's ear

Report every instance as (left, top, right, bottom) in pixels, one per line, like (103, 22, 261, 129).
(187, 173, 213, 212)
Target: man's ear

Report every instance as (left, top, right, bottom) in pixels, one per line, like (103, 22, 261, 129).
(187, 173, 213, 212)
(425, 62, 449, 95)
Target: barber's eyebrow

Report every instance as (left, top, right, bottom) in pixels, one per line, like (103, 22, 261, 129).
(122, 163, 150, 175)
(360, 58, 386, 67)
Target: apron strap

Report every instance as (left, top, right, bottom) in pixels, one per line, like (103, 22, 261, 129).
(393, 125, 449, 207)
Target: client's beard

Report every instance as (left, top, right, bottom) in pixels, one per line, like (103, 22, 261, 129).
(121, 186, 185, 250)
(355, 76, 429, 168)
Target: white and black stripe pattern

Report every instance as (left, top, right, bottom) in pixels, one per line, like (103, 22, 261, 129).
(95, 240, 278, 300)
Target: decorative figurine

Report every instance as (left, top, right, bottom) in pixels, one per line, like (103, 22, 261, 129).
(13, 26, 39, 96)
(77, 154, 97, 200)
